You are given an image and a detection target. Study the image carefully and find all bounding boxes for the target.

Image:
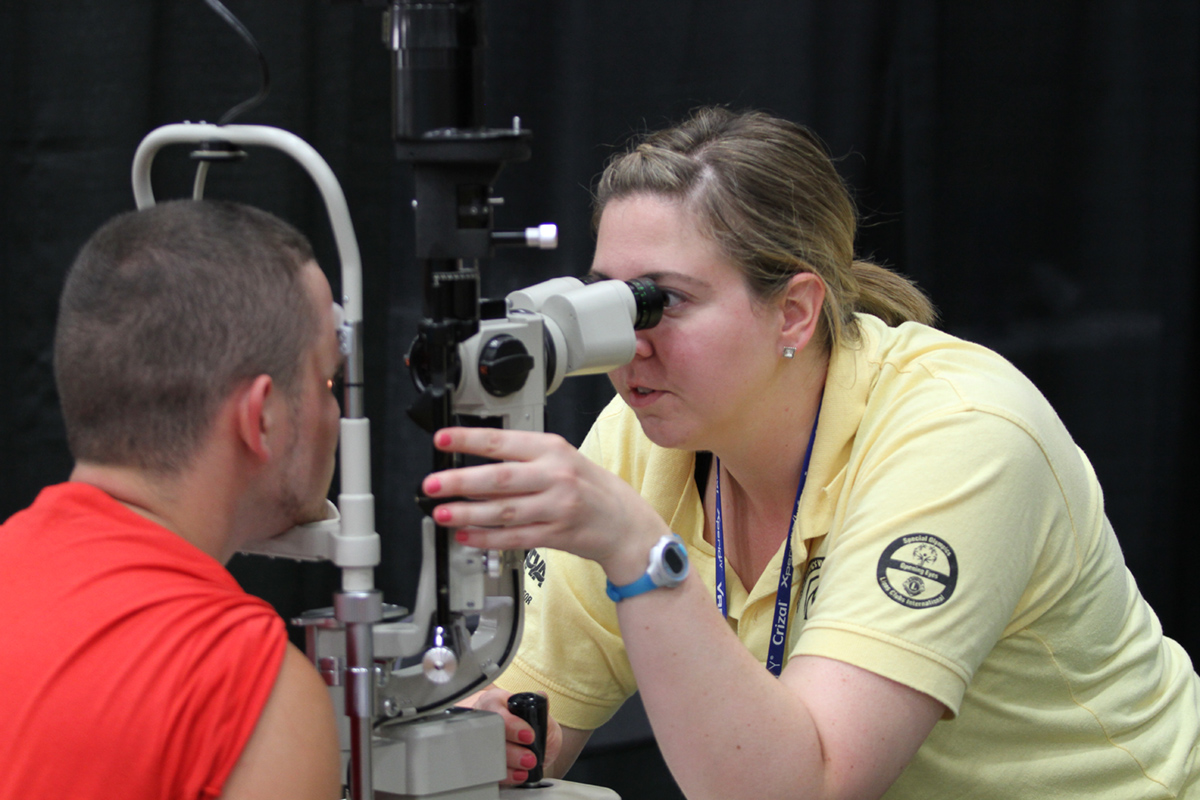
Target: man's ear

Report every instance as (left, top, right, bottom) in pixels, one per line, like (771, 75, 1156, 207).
(233, 374, 276, 462)
(779, 271, 826, 354)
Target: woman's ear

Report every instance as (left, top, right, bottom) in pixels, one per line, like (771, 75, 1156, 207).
(779, 271, 826, 354)
(232, 374, 276, 462)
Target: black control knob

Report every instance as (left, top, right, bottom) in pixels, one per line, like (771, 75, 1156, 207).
(479, 334, 534, 397)
(507, 692, 548, 786)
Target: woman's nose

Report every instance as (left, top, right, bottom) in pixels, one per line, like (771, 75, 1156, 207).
(633, 330, 654, 358)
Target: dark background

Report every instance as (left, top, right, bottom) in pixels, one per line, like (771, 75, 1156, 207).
(2, 2, 1196, 797)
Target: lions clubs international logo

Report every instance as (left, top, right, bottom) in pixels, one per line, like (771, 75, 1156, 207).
(876, 534, 957, 609)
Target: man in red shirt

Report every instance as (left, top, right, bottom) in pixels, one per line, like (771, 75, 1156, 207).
(0, 200, 342, 799)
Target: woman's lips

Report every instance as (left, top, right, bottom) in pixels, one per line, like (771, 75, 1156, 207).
(625, 386, 663, 408)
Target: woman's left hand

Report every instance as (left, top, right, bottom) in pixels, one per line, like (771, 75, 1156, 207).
(420, 427, 667, 583)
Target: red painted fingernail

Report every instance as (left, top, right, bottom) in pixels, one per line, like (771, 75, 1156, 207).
(455, 530, 468, 543)
(517, 729, 534, 745)
(425, 477, 441, 494)
(512, 770, 529, 783)
(435, 431, 451, 448)
(434, 507, 452, 523)
(520, 752, 538, 769)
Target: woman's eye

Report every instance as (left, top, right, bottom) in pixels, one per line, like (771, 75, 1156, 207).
(661, 289, 686, 308)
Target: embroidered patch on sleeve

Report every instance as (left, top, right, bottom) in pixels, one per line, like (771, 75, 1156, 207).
(876, 534, 957, 609)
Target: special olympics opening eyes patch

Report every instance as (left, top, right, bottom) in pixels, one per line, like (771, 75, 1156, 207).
(877, 533, 957, 609)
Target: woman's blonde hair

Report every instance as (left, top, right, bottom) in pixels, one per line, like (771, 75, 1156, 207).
(594, 107, 936, 348)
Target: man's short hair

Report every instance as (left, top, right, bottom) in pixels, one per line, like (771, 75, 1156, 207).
(54, 199, 321, 474)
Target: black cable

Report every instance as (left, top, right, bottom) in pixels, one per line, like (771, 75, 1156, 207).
(202, 0, 271, 125)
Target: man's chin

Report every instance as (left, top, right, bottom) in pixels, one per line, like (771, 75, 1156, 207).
(270, 486, 337, 537)
(294, 497, 337, 527)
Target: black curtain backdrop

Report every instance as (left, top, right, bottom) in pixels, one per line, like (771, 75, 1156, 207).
(2, 2, 1197, 796)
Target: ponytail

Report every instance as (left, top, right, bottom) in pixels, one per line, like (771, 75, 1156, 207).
(848, 260, 937, 328)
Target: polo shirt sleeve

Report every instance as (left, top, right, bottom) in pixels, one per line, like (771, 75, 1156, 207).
(793, 405, 1080, 717)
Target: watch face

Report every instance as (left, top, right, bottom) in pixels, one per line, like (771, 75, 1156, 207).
(663, 544, 687, 577)
(609, 536, 690, 600)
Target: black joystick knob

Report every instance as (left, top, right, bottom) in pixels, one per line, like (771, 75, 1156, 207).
(507, 692, 548, 786)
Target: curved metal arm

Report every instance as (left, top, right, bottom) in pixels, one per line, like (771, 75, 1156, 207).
(131, 123, 363, 325)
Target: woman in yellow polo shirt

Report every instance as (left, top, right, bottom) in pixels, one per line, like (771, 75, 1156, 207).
(424, 107, 1200, 800)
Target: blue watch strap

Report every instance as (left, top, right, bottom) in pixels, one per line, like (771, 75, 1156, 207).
(606, 573, 659, 602)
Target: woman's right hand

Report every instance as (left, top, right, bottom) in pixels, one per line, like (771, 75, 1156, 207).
(421, 427, 671, 586)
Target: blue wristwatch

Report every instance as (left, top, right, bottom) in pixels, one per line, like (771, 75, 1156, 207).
(606, 534, 690, 602)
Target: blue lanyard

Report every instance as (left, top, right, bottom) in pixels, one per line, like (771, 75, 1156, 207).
(714, 408, 820, 676)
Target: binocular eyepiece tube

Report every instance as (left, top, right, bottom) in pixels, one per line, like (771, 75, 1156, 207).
(615, 278, 666, 331)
